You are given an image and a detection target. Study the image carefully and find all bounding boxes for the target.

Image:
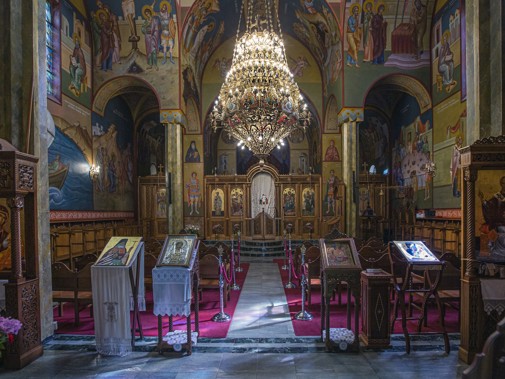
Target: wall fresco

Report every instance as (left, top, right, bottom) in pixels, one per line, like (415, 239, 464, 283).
(91, 96, 135, 211)
(85, 0, 180, 109)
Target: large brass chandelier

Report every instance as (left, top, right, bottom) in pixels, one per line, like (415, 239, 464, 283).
(210, 0, 311, 158)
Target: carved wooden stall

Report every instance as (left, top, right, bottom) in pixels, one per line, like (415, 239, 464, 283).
(203, 163, 339, 239)
(0, 139, 43, 369)
(459, 135, 505, 364)
(358, 173, 387, 240)
(138, 174, 168, 240)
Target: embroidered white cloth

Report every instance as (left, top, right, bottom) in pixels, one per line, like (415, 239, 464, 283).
(153, 266, 193, 316)
(152, 250, 197, 317)
(91, 246, 145, 356)
(163, 330, 198, 351)
(92, 265, 132, 356)
(322, 328, 355, 350)
(481, 279, 505, 315)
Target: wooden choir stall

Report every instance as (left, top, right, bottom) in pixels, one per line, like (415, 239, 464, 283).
(459, 135, 505, 364)
(0, 139, 43, 369)
(152, 235, 199, 355)
(319, 237, 361, 352)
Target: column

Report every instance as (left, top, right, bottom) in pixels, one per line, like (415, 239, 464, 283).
(0, 0, 52, 341)
(165, 122, 184, 234)
(342, 120, 358, 237)
(466, 0, 505, 141)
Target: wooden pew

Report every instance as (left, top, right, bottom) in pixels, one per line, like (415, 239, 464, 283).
(463, 316, 505, 379)
(52, 262, 93, 325)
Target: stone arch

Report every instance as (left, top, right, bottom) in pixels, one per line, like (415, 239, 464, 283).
(92, 76, 161, 117)
(362, 74, 432, 113)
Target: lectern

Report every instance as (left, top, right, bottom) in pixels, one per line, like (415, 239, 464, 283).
(153, 235, 200, 355)
(319, 237, 361, 352)
(389, 240, 450, 353)
(92, 237, 145, 356)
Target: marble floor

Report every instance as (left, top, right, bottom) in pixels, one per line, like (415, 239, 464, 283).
(0, 259, 469, 378)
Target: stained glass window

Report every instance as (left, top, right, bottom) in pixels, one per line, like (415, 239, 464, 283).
(46, 0, 61, 102)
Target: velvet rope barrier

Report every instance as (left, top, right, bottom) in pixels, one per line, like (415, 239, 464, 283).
(212, 247, 231, 322)
(289, 247, 299, 280)
(235, 230, 243, 272)
(230, 236, 240, 290)
(284, 234, 296, 289)
(282, 230, 289, 270)
(220, 261, 233, 284)
(295, 245, 313, 321)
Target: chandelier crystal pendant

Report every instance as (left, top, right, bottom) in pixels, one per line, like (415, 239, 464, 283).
(210, 0, 311, 158)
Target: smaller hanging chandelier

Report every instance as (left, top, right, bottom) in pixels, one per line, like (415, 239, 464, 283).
(209, 0, 311, 158)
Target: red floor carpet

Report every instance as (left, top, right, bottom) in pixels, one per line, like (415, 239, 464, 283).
(54, 263, 249, 338)
(274, 259, 459, 337)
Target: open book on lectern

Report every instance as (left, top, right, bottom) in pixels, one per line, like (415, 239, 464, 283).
(392, 241, 440, 263)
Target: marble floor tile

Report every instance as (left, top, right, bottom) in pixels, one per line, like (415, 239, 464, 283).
(0, 260, 469, 379)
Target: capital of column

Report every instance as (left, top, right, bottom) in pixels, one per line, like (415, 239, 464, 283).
(160, 109, 186, 128)
(7, 196, 24, 209)
(463, 167, 477, 183)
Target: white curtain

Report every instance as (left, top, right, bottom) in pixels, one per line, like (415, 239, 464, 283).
(251, 173, 275, 218)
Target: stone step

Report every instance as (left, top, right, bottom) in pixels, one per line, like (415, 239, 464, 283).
(202, 239, 319, 257)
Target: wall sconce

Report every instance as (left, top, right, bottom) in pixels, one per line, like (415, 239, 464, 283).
(89, 164, 100, 181)
(422, 160, 437, 177)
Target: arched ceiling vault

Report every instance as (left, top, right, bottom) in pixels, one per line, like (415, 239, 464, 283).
(364, 75, 432, 116)
(181, 0, 339, 92)
(93, 76, 160, 117)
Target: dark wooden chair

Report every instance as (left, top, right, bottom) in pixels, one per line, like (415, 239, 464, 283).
(73, 253, 97, 271)
(144, 238, 163, 257)
(357, 246, 391, 273)
(144, 252, 158, 290)
(420, 252, 461, 325)
(52, 262, 93, 325)
(305, 246, 321, 306)
(361, 237, 386, 253)
(198, 253, 230, 307)
(294, 241, 313, 278)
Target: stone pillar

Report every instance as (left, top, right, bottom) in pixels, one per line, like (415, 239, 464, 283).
(165, 122, 184, 234)
(0, 0, 52, 341)
(342, 121, 358, 237)
(466, 0, 505, 142)
(33, 0, 52, 342)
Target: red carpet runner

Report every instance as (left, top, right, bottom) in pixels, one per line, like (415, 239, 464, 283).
(54, 263, 249, 338)
(274, 259, 459, 337)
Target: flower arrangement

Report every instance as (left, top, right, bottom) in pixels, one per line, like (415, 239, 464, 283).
(185, 224, 200, 236)
(0, 316, 22, 357)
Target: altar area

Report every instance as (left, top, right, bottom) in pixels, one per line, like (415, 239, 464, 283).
(202, 163, 344, 240)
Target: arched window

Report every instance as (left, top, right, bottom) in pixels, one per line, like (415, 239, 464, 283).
(46, 0, 61, 102)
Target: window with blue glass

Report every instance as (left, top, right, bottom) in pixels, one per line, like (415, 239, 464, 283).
(46, 0, 61, 102)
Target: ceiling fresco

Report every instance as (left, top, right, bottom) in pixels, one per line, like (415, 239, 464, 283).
(181, 0, 340, 92)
